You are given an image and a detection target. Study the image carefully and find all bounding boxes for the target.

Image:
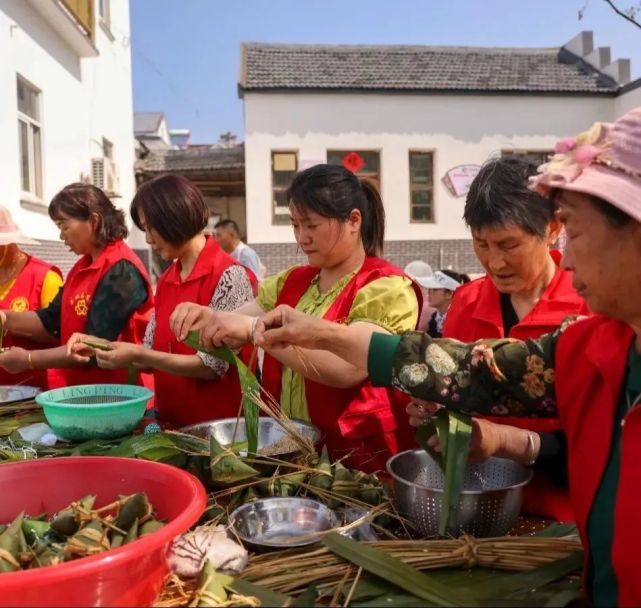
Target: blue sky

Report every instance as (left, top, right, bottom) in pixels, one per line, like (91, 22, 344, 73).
(130, 0, 641, 143)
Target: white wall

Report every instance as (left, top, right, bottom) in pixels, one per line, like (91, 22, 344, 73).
(244, 92, 618, 244)
(616, 85, 641, 117)
(0, 0, 141, 246)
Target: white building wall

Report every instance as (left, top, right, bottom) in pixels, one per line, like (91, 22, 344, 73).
(244, 92, 617, 244)
(616, 86, 641, 117)
(0, 0, 141, 246)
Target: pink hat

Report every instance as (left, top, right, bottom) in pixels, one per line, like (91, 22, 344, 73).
(530, 107, 641, 222)
(0, 206, 38, 246)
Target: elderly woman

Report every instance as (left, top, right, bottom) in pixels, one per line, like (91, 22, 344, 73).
(253, 107, 641, 607)
(0, 184, 153, 387)
(428, 156, 590, 521)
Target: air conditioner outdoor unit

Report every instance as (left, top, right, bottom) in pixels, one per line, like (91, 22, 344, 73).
(91, 157, 120, 196)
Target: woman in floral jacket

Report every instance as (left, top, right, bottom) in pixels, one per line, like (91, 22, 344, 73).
(255, 107, 641, 607)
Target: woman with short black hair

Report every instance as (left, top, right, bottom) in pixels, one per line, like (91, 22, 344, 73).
(0, 183, 153, 387)
(68, 173, 256, 426)
(430, 156, 590, 522)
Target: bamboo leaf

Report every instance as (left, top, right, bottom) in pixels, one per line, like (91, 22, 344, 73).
(292, 584, 317, 607)
(209, 434, 259, 484)
(322, 532, 477, 607)
(228, 577, 291, 606)
(185, 331, 259, 454)
(432, 410, 472, 535)
(474, 552, 584, 601)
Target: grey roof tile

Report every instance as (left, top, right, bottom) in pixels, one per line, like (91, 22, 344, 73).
(239, 43, 620, 94)
(136, 145, 244, 173)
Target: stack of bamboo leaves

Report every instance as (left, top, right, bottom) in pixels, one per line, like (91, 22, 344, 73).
(0, 492, 163, 572)
(157, 530, 584, 607)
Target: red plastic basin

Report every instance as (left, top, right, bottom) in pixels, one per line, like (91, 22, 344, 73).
(0, 456, 206, 607)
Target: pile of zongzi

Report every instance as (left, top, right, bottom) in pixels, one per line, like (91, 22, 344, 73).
(0, 492, 164, 572)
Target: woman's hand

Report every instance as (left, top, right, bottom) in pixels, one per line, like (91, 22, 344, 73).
(255, 305, 331, 350)
(170, 303, 216, 342)
(407, 400, 503, 463)
(196, 311, 254, 350)
(406, 399, 443, 426)
(94, 342, 142, 370)
(66, 332, 108, 364)
(0, 347, 30, 374)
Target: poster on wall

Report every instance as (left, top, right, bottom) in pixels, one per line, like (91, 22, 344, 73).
(442, 164, 481, 198)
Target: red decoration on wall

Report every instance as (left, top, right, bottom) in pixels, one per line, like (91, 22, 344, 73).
(342, 151, 365, 173)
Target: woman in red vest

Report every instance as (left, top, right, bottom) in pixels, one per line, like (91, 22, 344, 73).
(0, 184, 153, 387)
(68, 174, 256, 427)
(170, 164, 421, 472)
(421, 157, 590, 522)
(0, 206, 62, 389)
(254, 107, 641, 606)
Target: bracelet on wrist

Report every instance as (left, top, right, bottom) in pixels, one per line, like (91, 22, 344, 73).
(525, 431, 537, 467)
(249, 317, 259, 345)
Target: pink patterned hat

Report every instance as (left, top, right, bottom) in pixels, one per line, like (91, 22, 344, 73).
(0, 206, 38, 245)
(531, 107, 641, 222)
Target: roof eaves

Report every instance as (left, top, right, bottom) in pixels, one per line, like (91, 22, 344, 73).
(240, 86, 620, 96)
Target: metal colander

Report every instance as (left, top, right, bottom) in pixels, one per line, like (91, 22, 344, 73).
(387, 449, 533, 538)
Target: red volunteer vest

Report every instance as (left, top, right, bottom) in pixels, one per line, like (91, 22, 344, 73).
(555, 316, 641, 607)
(152, 236, 257, 427)
(0, 256, 61, 389)
(442, 250, 588, 520)
(51, 240, 153, 388)
(261, 257, 423, 473)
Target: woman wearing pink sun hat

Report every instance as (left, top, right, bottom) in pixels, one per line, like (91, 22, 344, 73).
(252, 106, 641, 606)
(0, 206, 62, 388)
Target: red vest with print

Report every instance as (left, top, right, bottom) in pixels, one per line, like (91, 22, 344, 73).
(555, 316, 641, 607)
(152, 236, 257, 427)
(442, 250, 588, 520)
(51, 240, 153, 388)
(261, 257, 423, 473)
(0, 256, 61, 389)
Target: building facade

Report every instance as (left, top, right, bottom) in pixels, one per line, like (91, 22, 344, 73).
(240, 32, 641, 274)
(0, 0, 142, 273)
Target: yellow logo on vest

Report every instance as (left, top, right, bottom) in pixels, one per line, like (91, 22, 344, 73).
(71, 292, 91, 317)
(9, 297, 29, 312)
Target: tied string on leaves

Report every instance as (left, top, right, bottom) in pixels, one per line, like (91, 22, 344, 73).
(452, 534, 480, 569)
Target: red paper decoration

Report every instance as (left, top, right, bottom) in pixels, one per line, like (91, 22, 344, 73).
(341, 151, 365, 173)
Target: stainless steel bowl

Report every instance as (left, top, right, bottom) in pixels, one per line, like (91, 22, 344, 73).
(0, 385, 40, 404)
(387, 449, 533, 538)
(181, 417, 321, 459)
(230, 497, 340, 550)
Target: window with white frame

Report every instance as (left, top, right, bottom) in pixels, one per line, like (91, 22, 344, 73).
(17, 76, 43, 200)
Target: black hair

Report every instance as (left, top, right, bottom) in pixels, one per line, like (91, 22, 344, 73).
(286, 164, 385, 256)
(131, 174, 209, 245)
(440, 269, 471, 286)
(49, 183, 128, 246)
(589, 195, 632, 228)
(464, 157, 555, 237)
(214, 219, 240, 236)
